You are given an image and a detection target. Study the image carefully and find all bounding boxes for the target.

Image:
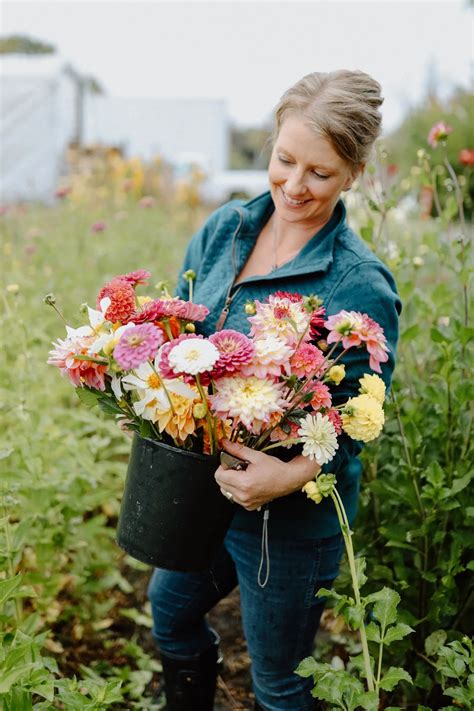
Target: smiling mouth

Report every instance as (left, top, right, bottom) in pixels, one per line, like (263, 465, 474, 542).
(281, 188, 311, 206)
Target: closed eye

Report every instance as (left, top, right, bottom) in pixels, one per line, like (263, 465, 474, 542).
(278, 156, 328, 180)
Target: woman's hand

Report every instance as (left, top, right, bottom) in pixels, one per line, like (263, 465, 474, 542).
(214, 439, 321, 511)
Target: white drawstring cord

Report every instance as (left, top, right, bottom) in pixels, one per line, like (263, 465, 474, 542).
(257, 506, 270, 588)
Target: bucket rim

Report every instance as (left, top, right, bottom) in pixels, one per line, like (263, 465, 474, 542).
(134, 433, 221, 463)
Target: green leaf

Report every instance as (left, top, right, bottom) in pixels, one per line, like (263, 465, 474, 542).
(0, 447, 14, 460)
(430, 327, 448, 343)
(295, 656, 319, 678)
(425, 629, 447, 656)
(365, 622, 381, 643)
(0, 574, 23, 606)
(447, 471, 472, 497)
(366, 587, 400, 628)
(357, 691, 380, 710)
(379, 666, 413, 692)
(384, 623, 414, 645)
(0, 663, 40, 693)
(355, 557, 368, 588)
(75, 387, 101, 408)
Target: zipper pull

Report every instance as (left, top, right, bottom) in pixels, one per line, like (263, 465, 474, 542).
(215, 296, 233, 331)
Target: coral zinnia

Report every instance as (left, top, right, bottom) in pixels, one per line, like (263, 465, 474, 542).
(127, 297, 209, 325)
(208, 329, 255, 378)
(96, 278, 136, 323)
(114, 323, 164, 370)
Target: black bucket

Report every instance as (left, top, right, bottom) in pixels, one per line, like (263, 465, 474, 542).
(116, 434, 235, 572)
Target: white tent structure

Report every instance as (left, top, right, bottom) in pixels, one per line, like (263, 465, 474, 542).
(0, 55, 78, 203)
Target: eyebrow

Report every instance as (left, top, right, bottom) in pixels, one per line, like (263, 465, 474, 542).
(277, 147, 335, 174)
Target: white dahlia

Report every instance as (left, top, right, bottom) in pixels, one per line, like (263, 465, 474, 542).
(297, 413, 339, 465)
(210, 376, 286, 434)
(168, 338, 220, 375)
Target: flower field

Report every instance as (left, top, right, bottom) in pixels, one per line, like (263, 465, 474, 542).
(1, 140, 473, 709)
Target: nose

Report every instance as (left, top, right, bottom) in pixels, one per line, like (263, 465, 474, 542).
(284, 169, 307, 197)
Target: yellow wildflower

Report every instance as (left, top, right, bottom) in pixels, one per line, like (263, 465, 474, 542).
(328, 364, 345, 385)
(6, 284, 19, 294)
(342, 394, 385, 442)
(358, 374, 386, 404)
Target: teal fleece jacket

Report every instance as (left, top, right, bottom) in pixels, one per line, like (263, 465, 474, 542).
(174, 191, 401, 539)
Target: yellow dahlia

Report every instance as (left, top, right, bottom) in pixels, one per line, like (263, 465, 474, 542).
(358, 373, 386, 404)
(341, 394, 385, 442)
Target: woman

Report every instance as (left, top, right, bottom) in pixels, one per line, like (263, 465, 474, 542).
(147, 70, 401, 711)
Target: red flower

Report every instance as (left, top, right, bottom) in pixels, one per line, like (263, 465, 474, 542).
(91, 221, 107, 233)
(96, 278, 136, 323)
(120, 270, 151, 286)
(459, 149, 474, 167)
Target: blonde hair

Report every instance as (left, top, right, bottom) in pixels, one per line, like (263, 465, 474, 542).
(271, 70, 384, 168)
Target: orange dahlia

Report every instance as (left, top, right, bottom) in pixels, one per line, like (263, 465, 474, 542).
(97, 278, 136, 323)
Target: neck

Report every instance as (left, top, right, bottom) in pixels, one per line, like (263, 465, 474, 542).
(271, 207, 335, 252)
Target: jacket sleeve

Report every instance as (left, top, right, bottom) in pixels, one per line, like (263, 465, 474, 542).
(321, 259, 402, 476)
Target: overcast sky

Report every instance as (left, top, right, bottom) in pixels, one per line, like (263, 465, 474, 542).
(2, 0, 472, 134)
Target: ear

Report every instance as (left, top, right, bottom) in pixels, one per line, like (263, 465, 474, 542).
(343, 163, 364, 191)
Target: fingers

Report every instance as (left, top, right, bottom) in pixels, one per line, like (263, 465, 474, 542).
(222, 439, 266, 463)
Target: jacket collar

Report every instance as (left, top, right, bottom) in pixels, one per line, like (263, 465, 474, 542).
(234, 191, 347, 279)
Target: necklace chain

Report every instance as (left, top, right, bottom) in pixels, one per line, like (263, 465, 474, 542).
(271, 214, 279, 271)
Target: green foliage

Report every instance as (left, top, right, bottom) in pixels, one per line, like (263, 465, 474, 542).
(0, 34, 56, 55)
(0, 198, 194, 706)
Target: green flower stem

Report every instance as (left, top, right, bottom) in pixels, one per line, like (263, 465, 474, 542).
(261, 437, 300, 452)
(2, 506, 22, 625)
(188, 280, 193, 303)
(150, 362, 176, 416)
(195, 374, 216, 455)
(162, 319, 174, 341)
(330, 487, 375, 693)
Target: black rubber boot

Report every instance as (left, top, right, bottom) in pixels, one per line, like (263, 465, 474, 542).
(159, 641, 220, 711)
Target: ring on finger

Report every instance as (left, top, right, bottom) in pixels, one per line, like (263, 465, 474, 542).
(224, 490, 234, 502)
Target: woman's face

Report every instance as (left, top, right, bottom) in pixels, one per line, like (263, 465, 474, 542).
(268, 114, 359, 228)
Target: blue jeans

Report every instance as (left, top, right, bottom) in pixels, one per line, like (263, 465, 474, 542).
(147, 527, 344, 711)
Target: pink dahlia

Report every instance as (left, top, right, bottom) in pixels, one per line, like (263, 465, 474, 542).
(208, 330, 255, 378)
(127, 298, 209, 325)
(308, 381, 332, 411)
(290, 343, 326, 378)
(248, 294, 312, 346)
(47, 336, 107, 390)
(310, 306, 326, 339)
(271, 291, 303, 303)
(114, 323, 164, 370)
(325, 311, 389, 373)
(326, 408, 342, 435)
(120, 270, 151, 286)
(96, 278, 136, 323)
(428, 121, 452, 147)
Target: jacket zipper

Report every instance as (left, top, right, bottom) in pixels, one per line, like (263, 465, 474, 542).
(215, 209, 245, 331)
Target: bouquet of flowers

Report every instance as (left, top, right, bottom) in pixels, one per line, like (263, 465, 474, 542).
(47, 269, 390, 466)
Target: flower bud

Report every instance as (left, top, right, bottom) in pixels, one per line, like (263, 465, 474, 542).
(244, 301, 256, 315)
(6, 284, 19, 294)
(302, 481, 322, 504)
(185, 322, 196, 333)
(317, 339, 328, 352)
(79, 302, 88, 315)
(193, 402, 207, 419)
(303, 294, 323, 312)
(43, 292, 56, 305)
(328, 365, 345, 385)
(183, 269, 196, 282)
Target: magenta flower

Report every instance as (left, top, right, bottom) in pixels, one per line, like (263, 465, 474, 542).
(91, 221, 107, 233)
(208, 329, 255, 378)
(309, 306, 326, 339)
(428, 122, 452, 147)
(127, 298, 209, 324)
(326, 408, 342, 435)
(114, 323, 164, 370)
